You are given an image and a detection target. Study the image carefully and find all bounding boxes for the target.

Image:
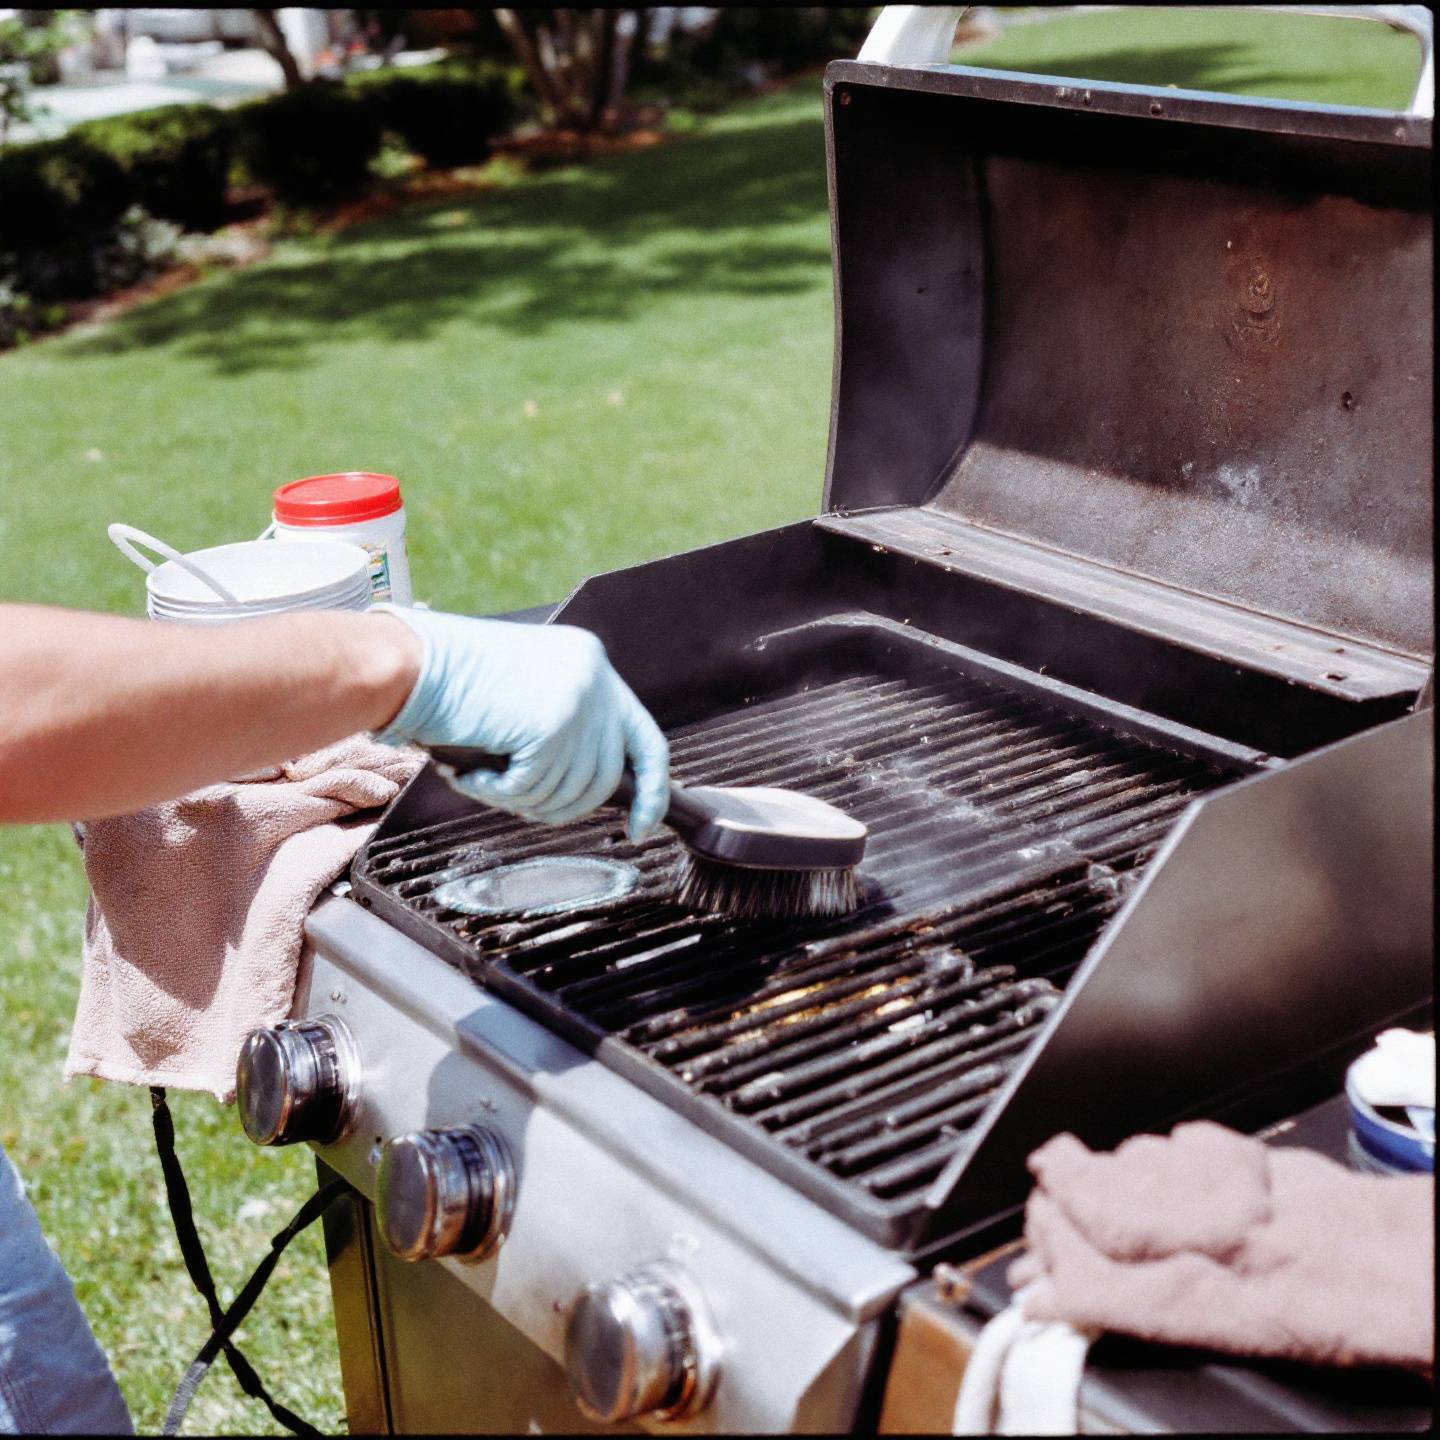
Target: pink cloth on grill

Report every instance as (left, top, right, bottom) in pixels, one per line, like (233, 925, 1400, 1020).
(65, 735, 423, 1102)
(1008, 1121, 1435, 1373)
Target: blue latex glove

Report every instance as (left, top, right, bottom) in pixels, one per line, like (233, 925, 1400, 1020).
(372, 606, 669, 841)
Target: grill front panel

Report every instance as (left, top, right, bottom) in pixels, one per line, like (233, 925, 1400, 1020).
(355, 644, 1245, 1246)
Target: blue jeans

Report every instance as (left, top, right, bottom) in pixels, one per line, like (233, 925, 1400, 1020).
(0, 1141, 132, 1434)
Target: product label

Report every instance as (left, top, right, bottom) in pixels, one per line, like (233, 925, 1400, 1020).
(364, 542, 393, 602)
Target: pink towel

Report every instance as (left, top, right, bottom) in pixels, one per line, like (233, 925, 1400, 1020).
(65, 735, 423, 1102)
(1008, 1121, 1435, 1373)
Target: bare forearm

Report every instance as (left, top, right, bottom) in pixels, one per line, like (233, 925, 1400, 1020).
(0, 605, 421, 822)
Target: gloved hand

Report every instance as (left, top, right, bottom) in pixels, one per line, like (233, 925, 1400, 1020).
(372, 606, 669, 841)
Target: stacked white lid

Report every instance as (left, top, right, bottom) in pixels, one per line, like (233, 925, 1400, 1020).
(110, 524, 372, 625)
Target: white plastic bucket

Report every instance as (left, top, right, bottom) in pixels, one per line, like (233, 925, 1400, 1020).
(110, 524, 372, 626)
(267, 472, 412, 605)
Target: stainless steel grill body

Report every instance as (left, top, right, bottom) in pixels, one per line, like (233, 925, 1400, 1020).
(278, 56, 1431, 1435)
(299, 899, 916, 1433)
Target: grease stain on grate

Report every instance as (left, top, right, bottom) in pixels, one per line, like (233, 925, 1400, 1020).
(434, 856, 640, 918)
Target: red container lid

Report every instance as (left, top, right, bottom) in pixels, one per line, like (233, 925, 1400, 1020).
(273, 472, 403, 527)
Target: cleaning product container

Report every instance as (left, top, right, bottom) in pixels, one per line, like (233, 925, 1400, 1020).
(269, 472, 412, 604)
(1345, 1031, 1436, 1176)
(109, 524, 372, 625)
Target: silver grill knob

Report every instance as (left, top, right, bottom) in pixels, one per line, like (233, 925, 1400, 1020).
(376, 1126, 514, 1262)
(563, 1262, 719, 1423)
(235, 1016, 358, 1147)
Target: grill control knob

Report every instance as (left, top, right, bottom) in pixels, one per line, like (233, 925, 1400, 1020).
(235, 1016, 359, 1147)
(376, 1126, 514, 1263)
(563, 1262, 720, 1423)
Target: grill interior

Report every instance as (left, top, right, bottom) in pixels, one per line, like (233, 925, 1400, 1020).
(354, 626, 1251, 1247)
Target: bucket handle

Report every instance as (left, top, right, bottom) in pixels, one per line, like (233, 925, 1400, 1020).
(256, 521, 277, 541)
(107, 523, 243, 606)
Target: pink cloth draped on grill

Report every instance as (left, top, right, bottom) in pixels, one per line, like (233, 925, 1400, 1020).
(1008, 1120, 1435, 1373)
(65, 735, 423, 1103)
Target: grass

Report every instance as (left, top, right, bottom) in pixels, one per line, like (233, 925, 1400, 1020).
(0, 79, 835, 1435)
(0, 13, 1417, 1433)
(955, 5, 1423, 109)
(0, 825, 351, 1434)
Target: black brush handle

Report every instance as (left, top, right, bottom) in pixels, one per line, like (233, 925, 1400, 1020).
(426, 746, 509, 772)
(423, 745, 709, 835)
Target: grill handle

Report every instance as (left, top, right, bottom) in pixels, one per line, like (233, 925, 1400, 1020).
(422, 746, 712, 828)
(857, 5, 1433, 118)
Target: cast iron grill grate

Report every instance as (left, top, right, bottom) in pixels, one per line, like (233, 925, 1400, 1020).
(355, 657, 1242, 1240)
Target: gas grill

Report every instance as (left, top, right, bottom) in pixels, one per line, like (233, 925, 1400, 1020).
(237, 18, 1432, 1433)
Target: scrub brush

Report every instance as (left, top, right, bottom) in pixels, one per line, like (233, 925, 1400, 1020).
(426, 748, 869, 921)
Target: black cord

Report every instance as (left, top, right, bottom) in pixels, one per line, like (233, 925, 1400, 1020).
(150, 1088, 344, 1436)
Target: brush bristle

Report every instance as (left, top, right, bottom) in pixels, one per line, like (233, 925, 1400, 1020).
(674, 855, 862, 921)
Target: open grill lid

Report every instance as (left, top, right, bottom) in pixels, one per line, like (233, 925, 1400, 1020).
(806, 63, 1433, 1247)
(818, 63, 1433, 704)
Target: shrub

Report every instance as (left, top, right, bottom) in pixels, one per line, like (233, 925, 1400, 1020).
(0, 133, 127, 255)
(712, 8, 876, 73)
(634, 7, 875, 108)
(0, 272, 65, 350)
(89, 204, 182, 293)
(237, 82, 383, 205)
(0, 109, 211, 301)
(2, 202, 179, 303)
(348, 58, 523, 168)
(72, 104, 234, 232)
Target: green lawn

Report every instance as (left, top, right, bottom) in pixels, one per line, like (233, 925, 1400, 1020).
(0, 79, 836, 1435)
(0, 85, 836, 619)
(955, 5, 1423, 108)
(0, 11, 1420, 1434)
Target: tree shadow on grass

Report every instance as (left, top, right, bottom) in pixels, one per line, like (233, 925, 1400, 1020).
(66, 106, 834, 377)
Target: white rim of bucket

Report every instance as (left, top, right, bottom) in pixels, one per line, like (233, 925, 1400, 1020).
(147, 594, 372, 622)
(147, 573, 372, 611)
(144, 539, 370, 605)
(147, 580, 372, 614)
(146, 553, 368, 604)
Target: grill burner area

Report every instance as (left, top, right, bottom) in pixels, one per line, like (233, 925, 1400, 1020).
(355, 637, 1248, 1246)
